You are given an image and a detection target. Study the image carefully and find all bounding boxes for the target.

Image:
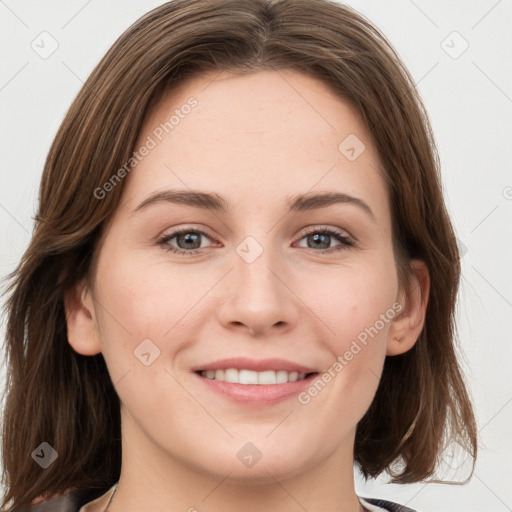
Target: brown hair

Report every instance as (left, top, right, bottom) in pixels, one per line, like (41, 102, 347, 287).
(1, 0, 478, 509)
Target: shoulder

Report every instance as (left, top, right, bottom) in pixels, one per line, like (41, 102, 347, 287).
(360, 496, 418, 512)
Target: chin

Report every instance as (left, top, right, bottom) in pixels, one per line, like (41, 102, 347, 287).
(190, 447, 317, 486)
(218, 463, 308, 486)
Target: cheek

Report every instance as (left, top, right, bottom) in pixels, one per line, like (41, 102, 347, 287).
(297, 259, 397, 416)
(92, 247, 205, 417)
(94, 244, 207, 342)
(307, 256, 397, 348)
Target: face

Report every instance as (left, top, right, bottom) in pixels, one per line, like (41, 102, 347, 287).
(69, 69, 420, 485)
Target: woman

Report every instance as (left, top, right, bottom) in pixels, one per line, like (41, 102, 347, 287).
(1, 1, 478, 511)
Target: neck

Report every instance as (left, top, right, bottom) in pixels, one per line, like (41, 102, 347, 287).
(108, 411, 365, 512)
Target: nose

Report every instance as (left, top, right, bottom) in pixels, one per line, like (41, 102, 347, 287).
(217, 244, 299, 337)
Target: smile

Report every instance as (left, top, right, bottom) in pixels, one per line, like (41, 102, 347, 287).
(198, 369, 315, 384)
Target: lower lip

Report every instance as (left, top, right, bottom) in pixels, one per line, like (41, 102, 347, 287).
(194, 372, 319, 406)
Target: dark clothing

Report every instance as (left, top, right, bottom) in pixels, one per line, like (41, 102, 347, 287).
(5, 486, 110, 512)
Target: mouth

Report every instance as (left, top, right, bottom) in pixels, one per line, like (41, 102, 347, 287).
(196, 368, 318, 385)
(192, 358, 320, 405)
(191, 357, 320, 405)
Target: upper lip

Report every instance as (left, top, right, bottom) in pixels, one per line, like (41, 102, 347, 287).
(192, 357, 318, 374)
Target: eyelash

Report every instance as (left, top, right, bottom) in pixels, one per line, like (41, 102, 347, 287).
(157, 225, 355, 257)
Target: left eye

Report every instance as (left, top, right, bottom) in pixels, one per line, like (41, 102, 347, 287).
(295, 226, 354, 252)
(157, 226, 355, 256)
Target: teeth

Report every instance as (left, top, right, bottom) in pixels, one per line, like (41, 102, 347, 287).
(200, 368, 308, 384)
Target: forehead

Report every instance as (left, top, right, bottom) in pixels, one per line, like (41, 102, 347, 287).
(119, 69, 390, 225)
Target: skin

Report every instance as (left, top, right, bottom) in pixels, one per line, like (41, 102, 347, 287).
(66, 69, 429, 512)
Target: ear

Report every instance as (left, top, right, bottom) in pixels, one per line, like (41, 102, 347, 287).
(387, 259, 430, 356)
(64, 278, 102, 356)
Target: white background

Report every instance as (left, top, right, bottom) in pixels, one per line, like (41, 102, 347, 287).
(0, 1, 511, 511)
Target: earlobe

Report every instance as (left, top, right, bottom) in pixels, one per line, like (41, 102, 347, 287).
(64, 279, 102, 356)
(386, 259, 430, 356)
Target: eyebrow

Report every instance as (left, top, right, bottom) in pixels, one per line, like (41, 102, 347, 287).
(131, 189, 376, 222)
